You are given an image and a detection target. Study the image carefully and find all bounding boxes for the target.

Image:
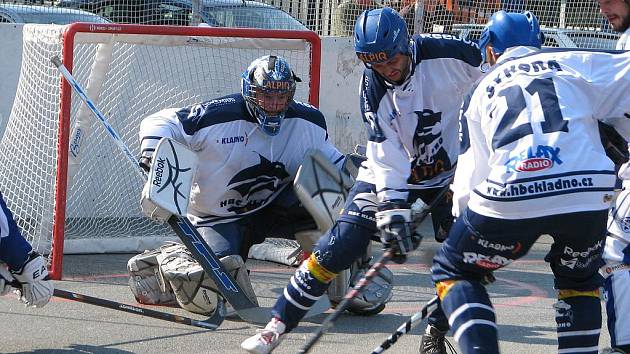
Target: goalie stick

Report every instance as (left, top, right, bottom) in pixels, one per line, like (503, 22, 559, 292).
(0, 266, 223, 329)
(299, 182, 453, 353)
(49, 56, 333, 325)
(53, 289, 224, 330)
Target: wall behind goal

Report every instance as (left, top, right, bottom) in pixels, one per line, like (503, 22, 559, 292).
(0, 24, 366, 154)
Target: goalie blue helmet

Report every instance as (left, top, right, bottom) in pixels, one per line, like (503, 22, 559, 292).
(354, 7, 410, 67)
(241, 55, 299, 136)
(478, 11, 544, 63)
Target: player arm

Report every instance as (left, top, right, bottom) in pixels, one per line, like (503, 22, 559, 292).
(451, 90, 487, 217)
(0, 203, 32, 271)
(139, 107, 206, 170)
(364, 110, 411, 204)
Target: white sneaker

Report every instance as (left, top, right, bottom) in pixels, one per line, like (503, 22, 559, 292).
(241, 318, 286, 354)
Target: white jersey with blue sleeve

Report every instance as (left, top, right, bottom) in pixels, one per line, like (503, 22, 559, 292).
(139, 94, 344, 226)
(357, 34, 482, 204)
(457, 46, 630, 220)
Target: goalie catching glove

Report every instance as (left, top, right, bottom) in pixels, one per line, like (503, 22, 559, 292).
(376, 202, 423, 264)
(7, 252, 54, 308)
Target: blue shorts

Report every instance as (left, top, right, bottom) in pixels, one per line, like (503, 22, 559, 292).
(196, 187, 315, 259)
(432, 208, 608, 290)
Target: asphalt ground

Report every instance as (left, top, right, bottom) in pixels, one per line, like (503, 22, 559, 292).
(0, 235, 613, 354)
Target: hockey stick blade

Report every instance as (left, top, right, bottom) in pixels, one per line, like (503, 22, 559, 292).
(54, 289, 225, 330)
(50, 55, 267, 324)
(370, 296, 439, 354)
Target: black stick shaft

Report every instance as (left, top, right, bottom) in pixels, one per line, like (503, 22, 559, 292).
(370, 296, 439, 354)
(53, 289, 222, 330)
(299, 249, 394, 354)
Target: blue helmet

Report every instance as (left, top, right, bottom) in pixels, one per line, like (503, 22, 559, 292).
(241, 55, 298, 136)
(354, 7, 410, 67)
(478, 11, 544, 62)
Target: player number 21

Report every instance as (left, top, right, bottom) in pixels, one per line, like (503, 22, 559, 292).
(492, 77, 569, 150)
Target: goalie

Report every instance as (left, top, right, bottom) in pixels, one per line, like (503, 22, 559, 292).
(129, 55, 394, 317)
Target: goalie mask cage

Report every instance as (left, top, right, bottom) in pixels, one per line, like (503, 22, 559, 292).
(0, 23, 320, 280)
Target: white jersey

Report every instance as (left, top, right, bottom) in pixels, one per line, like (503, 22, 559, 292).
(617, 27, 630, 50)
(457, 46, 630, 220)
(601, 28, 630, 265)
(357, 34, 483, 203)
(139, 94, 344, 226)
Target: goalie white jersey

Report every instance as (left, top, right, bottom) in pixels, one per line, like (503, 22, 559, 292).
(457, 46, 630, 220)
(357, 34, 482, 203)
(139, 94, 343, 226)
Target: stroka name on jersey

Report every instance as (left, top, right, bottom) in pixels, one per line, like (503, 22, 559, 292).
(486, 59, 562, 98)
(504, 145, 562, 173)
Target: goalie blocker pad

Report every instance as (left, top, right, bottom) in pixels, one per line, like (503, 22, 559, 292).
(146, 138, 198, 216)
(293, 149, 359, 234)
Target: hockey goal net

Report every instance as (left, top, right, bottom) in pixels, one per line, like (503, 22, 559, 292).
(0, 23, 320, 279)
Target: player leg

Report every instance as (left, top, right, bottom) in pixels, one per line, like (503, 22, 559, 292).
(603, 267, 630, 353)
(544, 210, 608, 354)
(601, 187, 630, 353)
(241, 181, 382, 353)
(431, 208, 541, 354)
(415, 187, 455, 354)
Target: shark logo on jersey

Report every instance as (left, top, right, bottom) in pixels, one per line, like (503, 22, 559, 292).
(220, 154, 289, 214)
(409, 109, 453, 183)
(504, 145, 562, 173)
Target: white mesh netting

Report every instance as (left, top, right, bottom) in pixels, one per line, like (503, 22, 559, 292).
(0, 24, 316, 277)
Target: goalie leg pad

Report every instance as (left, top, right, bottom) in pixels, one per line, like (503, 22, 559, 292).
(159, 246, 220, 315)
(127, 244, 178, 305)
(160, 247, 259, 315)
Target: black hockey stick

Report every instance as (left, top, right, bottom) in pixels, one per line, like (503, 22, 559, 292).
(53, 289, 224, 329)
(50, 56, 275, 324)
(369, 296, 439, 354)
(299, 182, 452, 353)
(0, 266, 223, 329)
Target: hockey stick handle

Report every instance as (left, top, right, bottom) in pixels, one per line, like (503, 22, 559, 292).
(369, 295, 439, 354)
(51, 56, 145, 181)
(299, 248, 394, 354)
(53, 289, 220, 330)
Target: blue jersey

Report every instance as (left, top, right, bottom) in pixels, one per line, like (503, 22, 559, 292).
(357, 33, 482, 203)
(0, 192, 31, 270)
(139, 94, 344, 226)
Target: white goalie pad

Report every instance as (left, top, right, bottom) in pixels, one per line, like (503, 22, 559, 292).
(127, 244, 178, 305)
(159, 244, 258, 315)
(145, 137, 198, 217)
(294, 149, 354, 232)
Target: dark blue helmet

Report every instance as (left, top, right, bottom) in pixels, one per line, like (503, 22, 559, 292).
(241, 55, 298, 136)
(478, 11, 544, 62)
(354, 7, 410, 67)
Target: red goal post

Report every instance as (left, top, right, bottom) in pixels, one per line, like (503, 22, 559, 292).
(0, 23, 320, 280)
